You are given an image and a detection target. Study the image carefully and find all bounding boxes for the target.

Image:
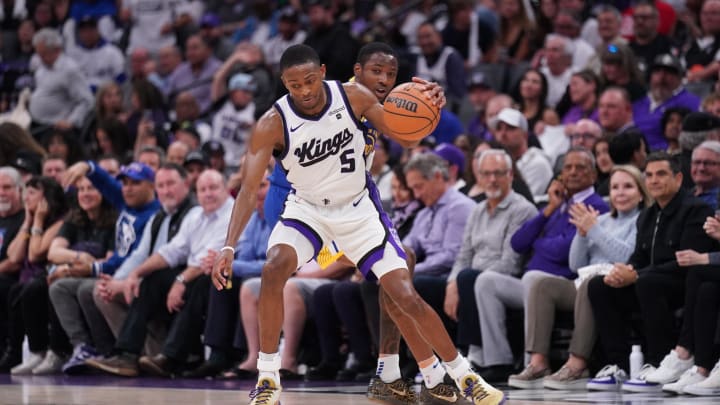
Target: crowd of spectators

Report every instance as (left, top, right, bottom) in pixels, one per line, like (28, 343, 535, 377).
(3, 0, 720, 398)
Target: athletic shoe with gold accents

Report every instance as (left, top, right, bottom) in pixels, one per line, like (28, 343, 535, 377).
(367, 376, 418, 405)
(419, 381, 471, 404)
(249, 378, 282, 405)
(457, 373, 506, 405)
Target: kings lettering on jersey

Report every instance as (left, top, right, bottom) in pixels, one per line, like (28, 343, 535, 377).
(294, 128, 354, 167)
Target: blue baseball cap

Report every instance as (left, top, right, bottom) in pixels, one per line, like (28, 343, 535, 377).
(433, 143, 466, 171)
(117, 162, 155, 182)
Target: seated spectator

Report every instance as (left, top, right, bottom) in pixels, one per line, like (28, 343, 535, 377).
(677, 112, 720, 190)
(481, 148, 607, 382)
(493, 107, 553, 201)
(65, 16, 125, 92)
(41, 129, 86, 166)
(689, 141, 720, 210)
(592, 135, 614, 196)
(465, 73, 497, 141)
(0, 167, 26, 371)
(90, 164, 195, 372)
(165, 35, 222, 114)
(403, 153, 475, 335)
(146, 46, 182, 96)
(86, 170, 233, 377)
(562, 70, 600, 125)
(514, 68, 560, 136)
(460, 142, 535, 203)
(633, 54, 701, 151)
(166, 141, 190, 166)
(29, 29, 94, 133)
(136, 146, 164, 173)
(511, 165, 649, 390)
(587, 152, 716, 393)
(488, 0, 533, 64)
(608, 128, 648, 170)
(3, 177, 68, 375)
(95, 119, 131, 163)
(662, 107, 692, 155)
(629, 1, 674, 74)
(41, 155, 66, 184)
(171, 92, 212, 142)
(599, 42, 646, 102)
(670, 215, 720, 395)
(598, 87, 637, 137)
(445, 149, 536, 375)
(538, 34, 574, 108)
(46, 176, 116, 374)
(683, 0, 720, 94)
(555, 119, 602, 175)
(206, 73, 256, 170)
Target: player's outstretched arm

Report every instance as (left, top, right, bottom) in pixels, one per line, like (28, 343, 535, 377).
(211, 108, 284, 290)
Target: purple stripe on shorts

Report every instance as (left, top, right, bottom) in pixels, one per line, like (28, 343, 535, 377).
(355, 174, 407, 280)
(366, 174, 406, 258)
(281, 217, 322, 257)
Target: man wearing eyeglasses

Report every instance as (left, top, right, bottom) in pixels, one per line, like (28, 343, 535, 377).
(444, 149, 537, 382)
(633, 54, 701, 151)
(690, 141, 720, 210)
(629, 1, 673, 74)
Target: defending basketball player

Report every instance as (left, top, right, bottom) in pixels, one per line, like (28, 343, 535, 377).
(211, 44, 505, 405)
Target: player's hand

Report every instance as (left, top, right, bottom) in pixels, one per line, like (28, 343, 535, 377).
(443, 281, 459, 321)
(411, 77, 446, 109)
(211, 248, 234, 290)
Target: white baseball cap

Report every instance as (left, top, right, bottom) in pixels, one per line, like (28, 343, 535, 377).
(491, 107, 528, 132)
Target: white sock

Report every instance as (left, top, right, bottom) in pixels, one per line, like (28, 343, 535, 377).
(420, 357, 446, 388)
(376, 354, 401, 383)
(443, 353, 471, 381)
(257, 352, 281, 383)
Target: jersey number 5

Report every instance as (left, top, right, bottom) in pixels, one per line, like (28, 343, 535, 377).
(340, 149, 355, 173)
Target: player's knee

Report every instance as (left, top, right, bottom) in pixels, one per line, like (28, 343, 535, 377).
(392, 289, 426, 319)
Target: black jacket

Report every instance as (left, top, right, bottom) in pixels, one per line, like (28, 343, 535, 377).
(630, 188, 717, 275)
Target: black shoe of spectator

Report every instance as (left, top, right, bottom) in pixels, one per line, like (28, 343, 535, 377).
(181, 360, 228, 379)
(305, 362, 342, 381)
(336, 362, 375, 382)
(138, 354, 181, 378)
(0, 349, 21, 373)
(479, 364, 516, 383)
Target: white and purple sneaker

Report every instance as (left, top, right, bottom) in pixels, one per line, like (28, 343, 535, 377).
(622, 364, 662, 393)
(62, 344, 99, 375)
(586, 365, 628, 391)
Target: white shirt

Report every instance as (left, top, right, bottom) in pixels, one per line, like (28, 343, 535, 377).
(66, 42, 126, 90)
(158, 197, 234, 268)
(517, 146, 553, 199)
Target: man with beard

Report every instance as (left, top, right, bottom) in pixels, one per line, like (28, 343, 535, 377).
(633, 54, 700, 152)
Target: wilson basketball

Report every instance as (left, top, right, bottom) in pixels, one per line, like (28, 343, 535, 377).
(383, 82, 440, 141)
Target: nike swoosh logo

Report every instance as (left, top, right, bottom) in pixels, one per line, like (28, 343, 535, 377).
(352, 195, 363, 207)
(388, 387, 408, 397)
(430, 391, 458, 402)
(290, 123, 304, 132)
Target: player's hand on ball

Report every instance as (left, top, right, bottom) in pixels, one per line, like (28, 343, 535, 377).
(411, 77, 446, 108)
(211, 249, 233, 290)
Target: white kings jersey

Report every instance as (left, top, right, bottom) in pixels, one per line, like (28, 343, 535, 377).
(274, 80, 370, 207)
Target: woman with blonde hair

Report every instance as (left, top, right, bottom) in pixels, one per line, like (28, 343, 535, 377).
(509, 164, 652, 390)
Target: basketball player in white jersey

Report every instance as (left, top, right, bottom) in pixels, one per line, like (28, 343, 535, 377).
(211, 44, 505, 405)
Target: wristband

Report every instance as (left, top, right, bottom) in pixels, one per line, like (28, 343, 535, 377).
(220, 246, 235, 255)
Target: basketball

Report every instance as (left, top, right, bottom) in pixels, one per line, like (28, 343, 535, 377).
(383, 82, 440, 141)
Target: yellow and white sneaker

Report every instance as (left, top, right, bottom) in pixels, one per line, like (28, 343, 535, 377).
(457, 373, 506, 405)
(249, 378, 282, 405)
